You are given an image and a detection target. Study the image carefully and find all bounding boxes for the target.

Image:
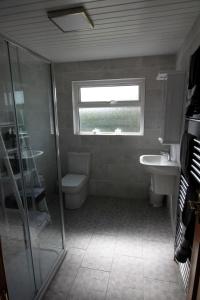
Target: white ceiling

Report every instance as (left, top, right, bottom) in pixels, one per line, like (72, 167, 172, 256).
(0, 0, 199, 62)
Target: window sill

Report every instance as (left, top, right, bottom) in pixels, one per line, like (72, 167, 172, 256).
(75, 132, 144, 136)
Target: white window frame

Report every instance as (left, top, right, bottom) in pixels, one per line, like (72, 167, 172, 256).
(72, 78, 145, 136)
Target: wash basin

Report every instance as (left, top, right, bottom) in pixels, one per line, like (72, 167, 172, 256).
(139, 154, 179, 176)
(139, 154, 180, 195)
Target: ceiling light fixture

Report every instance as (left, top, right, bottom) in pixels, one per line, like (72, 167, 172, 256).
(47, 6, 94, 32)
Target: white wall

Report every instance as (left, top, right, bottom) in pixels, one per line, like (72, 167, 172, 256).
(55, 55, 175, 199)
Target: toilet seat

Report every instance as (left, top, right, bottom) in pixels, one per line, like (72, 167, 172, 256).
(62, 174, 88, 194)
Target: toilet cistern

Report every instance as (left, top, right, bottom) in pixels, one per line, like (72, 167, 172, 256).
(62, 152, 91, 209)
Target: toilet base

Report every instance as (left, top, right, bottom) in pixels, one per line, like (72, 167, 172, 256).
(64, 184, 87, 209)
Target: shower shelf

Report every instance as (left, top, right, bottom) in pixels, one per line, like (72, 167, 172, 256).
(22, 187, 46, 202)
(1, 169, 36, 181)
(7, 148, 18, 153)
(21, 150, 44, 159)
(0, 122, 16, 128)
(7, 150, 44, 159)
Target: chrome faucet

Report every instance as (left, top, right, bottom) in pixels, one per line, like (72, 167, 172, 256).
(160, 151, 171, 161)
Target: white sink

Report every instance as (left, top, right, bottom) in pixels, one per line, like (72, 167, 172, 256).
(139, 154, 180, 195)
(139, 154, 179, 175)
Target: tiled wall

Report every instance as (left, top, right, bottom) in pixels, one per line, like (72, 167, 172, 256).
(54, 55, 175, 199)
(174, 14, 200, 286)
(170, 14, 200, 225)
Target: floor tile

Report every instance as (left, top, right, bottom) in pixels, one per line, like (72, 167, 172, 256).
(69, 267, 109, 299)
(144, 278, 186, 300)
(44, 264, 79, 299)
(81, 251, 113, 271)
(61, 248, 85, 268)
(94, 223, 120, 236)
(67, 288, 106, 300)
(144, 257, 181, 284)
(115, 236, 143, 257)
(87, 234, 117, 256)
(143, 225, 173, 243)
(43, 197, 185, 300)
(65, 230, 92, 250)
(110, 256, 144, 290)
(106, 285, 144, 300)
(142, 239, 174, 260)
(43, 289, 67, 300)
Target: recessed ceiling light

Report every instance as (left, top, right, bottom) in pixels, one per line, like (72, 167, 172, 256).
(47, 6, 94, 32)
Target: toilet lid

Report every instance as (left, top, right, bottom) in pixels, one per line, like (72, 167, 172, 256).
(62, 174, 87, 193)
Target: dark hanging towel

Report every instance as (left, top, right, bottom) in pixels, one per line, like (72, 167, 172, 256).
(175, 185, 197, 263)
(186, 45, 200, 118)
(180, 131, 195, 181)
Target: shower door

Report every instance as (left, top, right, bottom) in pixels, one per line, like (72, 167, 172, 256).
(8, 44, 64, 291)
(0, 39, 36, 300)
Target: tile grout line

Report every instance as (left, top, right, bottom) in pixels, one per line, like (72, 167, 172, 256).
(104, 232, 118, 300)
(45, 197, 186, 299)
(64, 248, 84, 299)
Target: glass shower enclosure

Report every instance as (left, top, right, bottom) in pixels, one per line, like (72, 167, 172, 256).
(0, 37, 65, 300)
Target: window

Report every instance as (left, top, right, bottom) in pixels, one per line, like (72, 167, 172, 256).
(72, 78, 145, 135)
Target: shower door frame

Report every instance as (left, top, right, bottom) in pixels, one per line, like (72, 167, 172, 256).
(35, 63, 67, 300)
(0, 33, 66, 300)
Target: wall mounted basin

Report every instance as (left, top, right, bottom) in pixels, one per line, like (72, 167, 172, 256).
(139, 154, 180, 195)
(139, 154, 179, 176)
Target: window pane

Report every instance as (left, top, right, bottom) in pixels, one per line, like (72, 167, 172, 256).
(79, 107, 141, 133)
(80, 85, 139, 102)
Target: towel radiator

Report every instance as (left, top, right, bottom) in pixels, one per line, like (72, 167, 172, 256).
(175, 132, 200, 290)
(175, 174, 191, 289)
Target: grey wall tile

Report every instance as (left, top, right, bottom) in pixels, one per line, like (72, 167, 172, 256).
(55, 55, 175, 198)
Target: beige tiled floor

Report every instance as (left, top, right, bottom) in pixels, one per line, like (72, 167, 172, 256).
(43, 197, 185, 300)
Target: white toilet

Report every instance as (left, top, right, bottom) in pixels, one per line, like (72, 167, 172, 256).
(62, 152, 91, 209)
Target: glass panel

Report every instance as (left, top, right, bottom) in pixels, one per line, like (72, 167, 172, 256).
(79, 107, 141, 133)
(0, 39, 36, 299)
(80, 85, 139, 102)
(9, 45, 64, 289)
